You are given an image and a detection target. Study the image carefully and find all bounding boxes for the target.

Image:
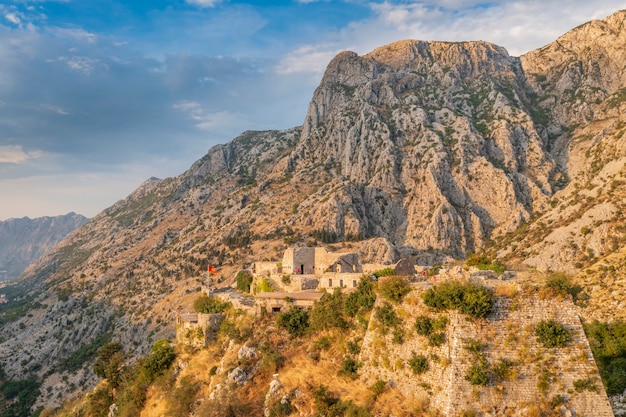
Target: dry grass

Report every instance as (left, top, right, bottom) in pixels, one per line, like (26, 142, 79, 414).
(279, 353, 371, 406)
(493, 283, 519, 298)
(372, 388, 439, 416)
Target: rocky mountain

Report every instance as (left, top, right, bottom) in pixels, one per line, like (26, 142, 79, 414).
(0, 213, 88, 281)
(1, 9, 626, 411)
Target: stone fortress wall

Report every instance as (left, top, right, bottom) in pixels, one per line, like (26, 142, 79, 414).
(359, 282, 614, 416)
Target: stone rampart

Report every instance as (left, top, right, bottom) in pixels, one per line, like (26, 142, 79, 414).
(359, 283, 614, 416)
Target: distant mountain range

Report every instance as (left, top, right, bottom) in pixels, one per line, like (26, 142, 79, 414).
(0, 213, 88, 281)
(1, 9, 625, 412)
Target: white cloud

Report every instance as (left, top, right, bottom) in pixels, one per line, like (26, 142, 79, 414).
(173, 101, 242, 131)
(41, 104, 70, 115)
(185, 0, 223, 8)
(277, 0, 626, 76)
(52, 28, 98, 43)
(56, 55, 100, 75)
(0, 145, 44, 164)
(276, 44, 342, 76)
(5, 12, 21, 25)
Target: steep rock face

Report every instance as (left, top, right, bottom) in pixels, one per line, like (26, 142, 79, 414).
(494, 10, 626, 273)
(0, 213, 88, 281)
(293, 39, 557, 256)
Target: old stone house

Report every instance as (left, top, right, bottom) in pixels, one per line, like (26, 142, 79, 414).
(280, 246, 361, 275)
(175, 311, 224, 347)
(254, 291, 325, 314)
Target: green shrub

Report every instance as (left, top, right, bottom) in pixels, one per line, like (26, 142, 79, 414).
(344, 277, 376, 317)
(346, 339, 361, 355)
(259, 343, 285, 374)
(544, 272, 582, 301)
(85, 386, 115, 417)
(236, 271, 253, 293)
(537, 368, 553, 395)
(493, 358, 515, 382)
(465, 253, 505, 275)
(193, 294, 230, 314)
(428, 332, 445, 347)
(375, 302, 401, 331)
(392, 328, 405, 345)
(463, 338, 486, 353)
(369, 380, 386, 400)
(573, 378, 597, 392)
(268, 398, 293, 417)
(312, 385, 370, 417)
(378, 276, 411, 303)
(58, 332, 113, 373)
(535, 320, 571, 348)
(277, 308, 309, 338)
(0, 377, 41, 417)
(465, 361, 489, 386)
(415, 315, 448, 337)
(408, 353, 429, 374)
(373, 268, 396, 278)
(94, 341, 125, 387)
(432, 316, 448, 331)
(415, 316, 433, 336)
(338, 358, 360, 379)
(219, 319, 247, 342)
(422, 281, 493, 319)
(314, 336, 331, 351)
(549, 394, 567, 408)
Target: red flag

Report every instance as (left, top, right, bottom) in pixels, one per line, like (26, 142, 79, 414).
(208, 265, 218, 275)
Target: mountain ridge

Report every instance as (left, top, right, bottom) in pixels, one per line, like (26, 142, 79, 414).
(0, 212, 88, 282)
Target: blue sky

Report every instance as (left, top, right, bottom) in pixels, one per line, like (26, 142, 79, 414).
(0, 0, 624, 220)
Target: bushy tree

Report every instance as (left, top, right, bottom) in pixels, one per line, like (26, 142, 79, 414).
(310, 289, 348, 330)
(378, 276, 411, 303)
(94, 341, 125, 387)
(142, 340, 176, 381)
(585, 320, 626, 395)
(193, 294, 230, 314)
(344, 277, 376, 317)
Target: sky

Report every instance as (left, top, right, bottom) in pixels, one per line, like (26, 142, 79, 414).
(0, 0, 624, 220)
